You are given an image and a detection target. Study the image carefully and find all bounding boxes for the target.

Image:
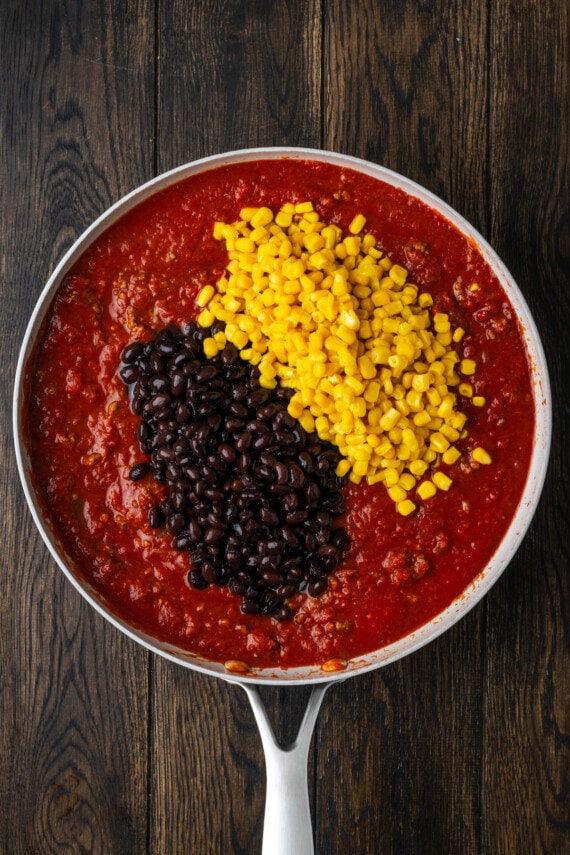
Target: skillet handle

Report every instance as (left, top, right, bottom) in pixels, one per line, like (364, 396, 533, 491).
(240, 683, 331, 855)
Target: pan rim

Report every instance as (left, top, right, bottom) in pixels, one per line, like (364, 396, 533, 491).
(13, 146, 552, 685)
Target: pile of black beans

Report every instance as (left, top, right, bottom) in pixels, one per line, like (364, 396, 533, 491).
(119, 322, 350, 620)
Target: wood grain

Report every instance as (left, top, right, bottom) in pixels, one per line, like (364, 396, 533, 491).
(155, 0, 323, 171)
(1, 1, 155, 852)
(484, 1, 570, 852)
(1, 0, 568, 853)
(323, 0, 490, 229)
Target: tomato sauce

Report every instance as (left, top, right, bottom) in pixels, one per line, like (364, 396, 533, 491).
(24, 159, 535, 669)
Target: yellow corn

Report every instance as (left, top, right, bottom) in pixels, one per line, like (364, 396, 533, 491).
(196, 202, 484, 512)
(349, 214, 367, 235)
(433, 471, 453, 491)
(397, 499, 417, 516)
(472, 447, 492, 464)
(442, 446, 461, 465)
(417, 480, 437, 500)
(460, 358, 477, 375)
(202, 337, 219, 358)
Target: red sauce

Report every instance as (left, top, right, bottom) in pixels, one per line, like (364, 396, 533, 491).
(24, 159, 534, 669)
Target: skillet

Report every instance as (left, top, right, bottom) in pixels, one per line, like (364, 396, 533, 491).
(13, 147, 552, 854)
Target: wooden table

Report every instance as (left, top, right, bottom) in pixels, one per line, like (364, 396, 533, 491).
(2, 2, 568, 853)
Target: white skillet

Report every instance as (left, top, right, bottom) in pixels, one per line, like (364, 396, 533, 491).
(13, 148, 552, 854)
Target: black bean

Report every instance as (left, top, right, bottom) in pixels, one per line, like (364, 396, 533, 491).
(241, 602, 261, 615)
(305, 482, 321, 505)
(231, 383, 249, 401)
(225, 417, 245, 431)
(220, 344, 238, 365)
(274, 430, 295, 445)
(195, 365, 217, 382)
(219, 444, 236, 463)
(206, 454, 226, 472)
(187, 520, 202, 542)
(229, 401, 248, 418)
(235, 432, 252, 451)
(237, 452, 251, 472)
(188, 569, 208, 590)
(173, 534, 193, 551)
(166, 463, 182, 482)
(251, 432, 272, 451)
(149, 352, 164, 373)
(166, 513, 186, 536)
(119, 364, 140, 384)
(147, 393, 172, 414)
(283, 492, 299, 511)
(333, 528, 349, 550)
(201, 563, 218, 585)
(118, 320, 351, 619)
(154, 446, 176, 462)
(204, 526, 225, 544)
(274, 462, 289, 485)
(260, 507, 280, 525)
(282, 525, 299, 547)
(148, 506, 164, 528)
(171, 371, 186, 397)
(247, 389, 271, 408)
(122, 341, 144, 364)
(171, 491, 187, 512)
(308, 579, 327, 597)
(172, 350, 195, 367)
(289, 463, 305, 488)
(277, 584, 296, 599)
(286, 509, 308, 524)
(261, 572, 283, 588)
(136, 355, 152, 374)
(149, 375, 170, 393)
(201, 465, 217, 485)
(262, 597, 281, 616)
(129, 462, 149, 481)
(204, 487, 224, 501)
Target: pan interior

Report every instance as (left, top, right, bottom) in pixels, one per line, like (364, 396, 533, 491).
(13, 147, 552, 685)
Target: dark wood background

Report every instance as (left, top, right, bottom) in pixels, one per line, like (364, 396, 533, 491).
(1, 1, 568, 853)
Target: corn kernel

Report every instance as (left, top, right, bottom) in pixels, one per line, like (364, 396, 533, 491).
(442, 446, 461, 465)
(196, 284, 215, 307)
(430, 431, 450, 453)
(460, 358, 477, 375)
(459, 383, 473, 397)
(349, 213, 367, 235)
(202, 337, 219, 358)
(336, 458, 351, 478)
(397, 499, 417, 516)
(388, 485, 408, 503)
(433, 471, 453, 491)
(197, 308, 215, 327)
(417, 480, 437, 500)
(472, 447, 492, 464)
(409, 459, 429, 478)
(399, 473, 416, 491)
(389, 264, 408, 287)
(250, 207, 274, 228)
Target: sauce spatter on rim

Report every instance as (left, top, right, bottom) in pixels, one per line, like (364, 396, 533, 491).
(24, 159, 534, 670)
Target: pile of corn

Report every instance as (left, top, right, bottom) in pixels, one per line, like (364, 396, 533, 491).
(196, 202, 490, 516)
